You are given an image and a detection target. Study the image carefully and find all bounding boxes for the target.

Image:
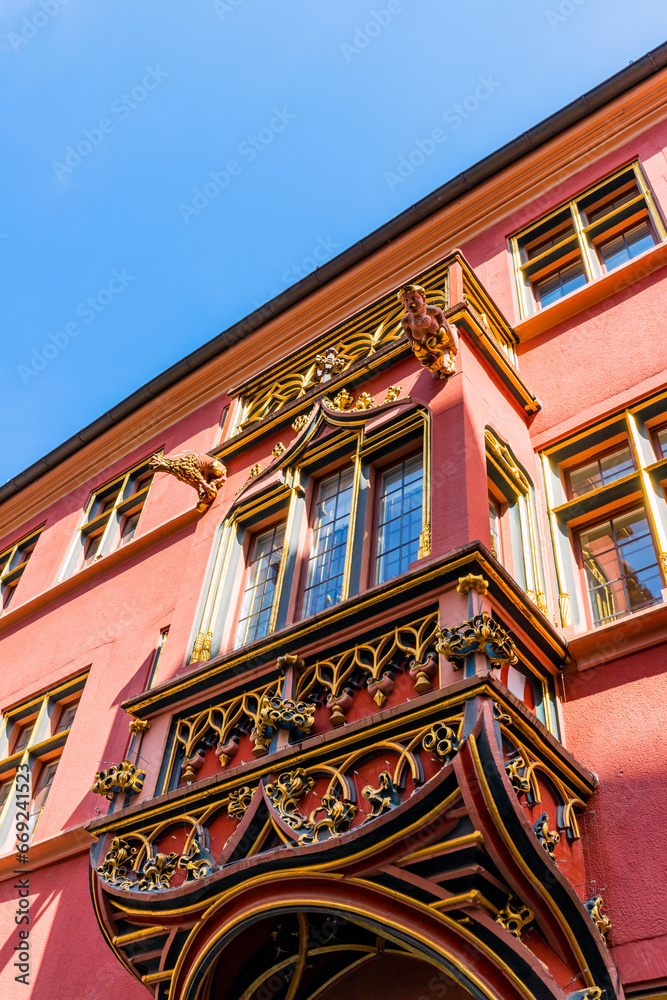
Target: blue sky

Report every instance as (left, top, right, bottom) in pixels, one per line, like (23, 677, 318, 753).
(2, 0, 666, 484)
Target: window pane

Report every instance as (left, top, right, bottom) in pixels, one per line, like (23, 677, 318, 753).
(598, 221, 655, 272)
(55, 703, 78, 735)
(376, 456, 423, 586)
(302, 469, 354, 617)
(235, 524, 286, 646)
(489, 497, 502, 562)
(657, 427, 667, 459)
(14, 725, 34, 754)
(580, 508, 660, 625)
(535, 259, 586, 308)
(569, 446, 634, 498)
(120, 511, 141, 545)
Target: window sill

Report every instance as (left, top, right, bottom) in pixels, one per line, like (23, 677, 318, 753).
(515, 240, 667, 343)
(566, 592, 667, 671)
(0, 506, 199, 635)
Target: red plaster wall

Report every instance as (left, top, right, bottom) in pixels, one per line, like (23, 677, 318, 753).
(0, 853, 146, 1000)
(562, 647, 667, 983)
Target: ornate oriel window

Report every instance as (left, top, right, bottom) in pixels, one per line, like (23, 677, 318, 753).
(189, 402, 431, 663)
(61, 458, 154, 577)
(541, 392, 667, 628)
(511, 162, 666, 317)
(0, 526, 42, 611)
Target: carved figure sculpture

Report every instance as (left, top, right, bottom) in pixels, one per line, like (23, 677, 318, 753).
(397, 284, 458, 379)
(149, 451, 227, 513)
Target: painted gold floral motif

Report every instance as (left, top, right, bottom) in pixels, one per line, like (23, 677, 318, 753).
(265, 768, 315, 832)
(362, 771, 400, 821)
(228, 786, 256, 819)
(422, 723, 460, 763)
(435, 612, 518, 670)
(91, 760, 146, 800)
(495, 894, 534, 938)
(532, 811, 560, 860)
(585, 895, 611, 939)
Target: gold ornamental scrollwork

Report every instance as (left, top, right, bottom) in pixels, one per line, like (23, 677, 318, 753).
(298, 793, 358, 846)
(97, 837, 137, 889)
(228, 786, 256, 819)
(265, 768, 315, 832)
(251, 694, 316, 757)
(435, 612, 518, 670)
(456, 573, 489, 596)
(495, 894, 534, 938)
(91, 760, 146, 800)
(128, 717, 151, 735)
(422, 723, 460, 763)
(136, 851, 179, 891)
(505, 755, 531, 795)
(585, 895, 611, 939)
(532, 811, 560, 860)
(361, 771, 401, 821)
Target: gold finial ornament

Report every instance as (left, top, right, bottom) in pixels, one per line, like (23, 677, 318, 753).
(272, 442, 286, 459)
(383, 385, 402, 403)
(128, 718, 151, 735)
(457, 574, 489, 596)
(355, 392, 375, 411)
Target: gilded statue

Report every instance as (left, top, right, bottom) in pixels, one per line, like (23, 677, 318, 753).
(397, 284, 458, 379)
(149, 451, 227, 513)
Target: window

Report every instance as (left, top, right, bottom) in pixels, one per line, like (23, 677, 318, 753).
(0, 527, 42, 611)
(64, 459, 154, 575)
(0, 780, 12, 814)
(653, 426, 667, 459)
(302, 469, 354, 618)
(146, 628, 170, 689)
(235, 525, 286, 646)
(375, 455, 423, 585)
(486, 430, 547, 613)
(489, 495, 503, 563)
(30, 761, 58, 824)
(0, 672, 87, 850)
(580, 509, 662, 625)
(193, 408, 431, 661)
(568, 445, 635, 499)
(13, 725, 34, 755)
(511, 163, 665, 317)
(541, 398, 667, 629)
(55, 702, 78, 735)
